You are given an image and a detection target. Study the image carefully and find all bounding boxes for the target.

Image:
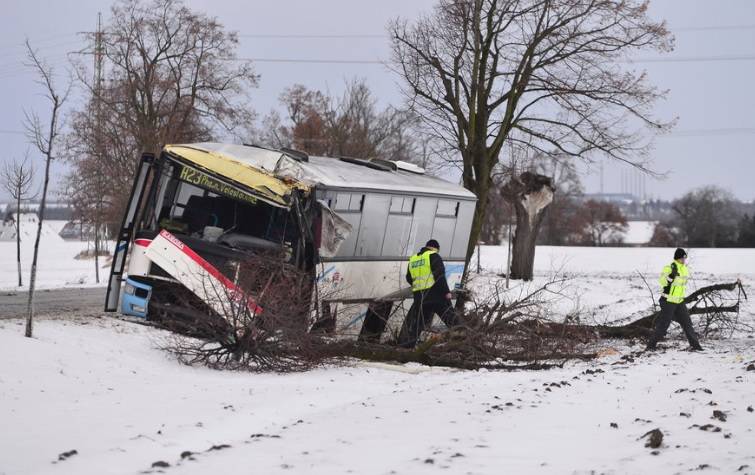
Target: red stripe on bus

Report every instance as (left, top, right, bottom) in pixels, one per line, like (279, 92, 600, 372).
(157, 230, 262, 315)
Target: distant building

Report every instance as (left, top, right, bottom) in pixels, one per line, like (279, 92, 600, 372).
(2, 202, 74, 222)
(578, 193, 673, 222)
(580, 192, 639, 205)
(1, 201, 81, 242)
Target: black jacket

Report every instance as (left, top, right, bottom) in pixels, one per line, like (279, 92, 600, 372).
(405, 247, 451, 302)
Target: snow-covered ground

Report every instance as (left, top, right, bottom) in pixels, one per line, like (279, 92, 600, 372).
(624, 220, 656, 245)
(0, 214, 112, 290)
(1, 316, 754, 474)
(2, 239, 755, 474)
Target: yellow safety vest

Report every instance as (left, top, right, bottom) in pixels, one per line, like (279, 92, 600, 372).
(659, 261, 688, 304)
(408, 249, 437, 292)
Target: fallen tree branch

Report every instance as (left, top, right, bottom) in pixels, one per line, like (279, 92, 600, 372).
(322, 340, 597, 371)
(596, 280, 747, 339)
(594, 304, 743, 339)
(490, 281, 748, 340)
(685, 281, 744, 304)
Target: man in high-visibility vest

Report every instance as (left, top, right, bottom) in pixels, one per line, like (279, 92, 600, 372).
(398, 239, 459, 347)
(646, 248, 703, 351)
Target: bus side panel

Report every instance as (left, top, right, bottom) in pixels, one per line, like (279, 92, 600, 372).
(316, 259, 466, 336)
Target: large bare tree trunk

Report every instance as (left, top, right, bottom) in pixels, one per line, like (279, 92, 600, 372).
(456, 166, 491, 311)
(504, 172, 554, 281)
(464, 178, 491, 264)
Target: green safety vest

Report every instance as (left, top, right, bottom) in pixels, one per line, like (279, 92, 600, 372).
(659, 260, 689, 304)
(408, 249, 437, 292)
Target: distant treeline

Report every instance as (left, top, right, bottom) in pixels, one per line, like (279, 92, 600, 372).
(479, 165, 755, 248)
(648, 186, 755, 248)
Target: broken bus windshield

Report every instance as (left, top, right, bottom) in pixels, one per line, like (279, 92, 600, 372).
(142, 159, 299, 253)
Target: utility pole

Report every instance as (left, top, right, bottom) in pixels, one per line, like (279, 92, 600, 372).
(93, 12, 104, 284)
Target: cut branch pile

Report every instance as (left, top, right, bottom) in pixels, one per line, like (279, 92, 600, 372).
(159, 252, 326, 372)
(158, 268, 748, 372)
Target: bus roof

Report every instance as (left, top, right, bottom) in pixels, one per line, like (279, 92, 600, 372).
(166, 142, 476, 202)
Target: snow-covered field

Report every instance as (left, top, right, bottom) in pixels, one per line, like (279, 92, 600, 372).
(624, 220, 656, 245)
(1, 317, 754, 474)
(0, 214, 111, 291)
(2, 235, 755, 474)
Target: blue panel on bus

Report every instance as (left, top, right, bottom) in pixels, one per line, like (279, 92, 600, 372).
(121, 277, 152, 318)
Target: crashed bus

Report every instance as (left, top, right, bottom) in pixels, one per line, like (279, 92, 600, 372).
(104, 143, 476, 340)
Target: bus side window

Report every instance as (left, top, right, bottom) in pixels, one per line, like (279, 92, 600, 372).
(431, 199, 459, 255)
(382, 195, 415, 257)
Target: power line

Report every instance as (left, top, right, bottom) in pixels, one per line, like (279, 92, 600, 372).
(665, 127, 755, 137)
(238, 33, 385, 39)
(0, 39, 83, 63)
(0, 32, 78, 51)
(2, 32, 755, 72)
(675, 24, 755, 32)
(237, 25, 755, 39)
(237, 57, 385, 65)
(0, 56, 71, 80)
(1, 126, 752, 138)
(628, 54, 755, 63)
(236, 54, 755, 65)
(3, 23, 752, 48)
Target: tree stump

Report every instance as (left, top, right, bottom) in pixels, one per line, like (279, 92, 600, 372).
(503, 172, 555, 280)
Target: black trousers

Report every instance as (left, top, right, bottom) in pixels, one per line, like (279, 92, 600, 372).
(648, 299, 701, 348)
(398, 293, 459, 348)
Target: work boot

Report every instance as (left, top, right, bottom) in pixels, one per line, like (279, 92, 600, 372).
(689, 344, 704, 352)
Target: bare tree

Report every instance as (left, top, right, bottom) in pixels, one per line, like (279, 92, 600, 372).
(670, 186, 740, 247)
(575, 199, 628, 246)
(65, 163, 110, 282)
(23, 40, 71, 337)
(1, 154, 35, 287)
(737, 214, 755, 247)
(390, 0, 673, 274)
(66, 0, 258, 231)
(257, 80, 431, 168)
(648, 221, 677, 247)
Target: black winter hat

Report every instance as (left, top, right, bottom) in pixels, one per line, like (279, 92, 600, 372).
(674, 248, 687, 260)
(426, 239, 440, 249)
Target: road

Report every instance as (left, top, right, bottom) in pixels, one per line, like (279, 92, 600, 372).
(0, 287, 106, 319)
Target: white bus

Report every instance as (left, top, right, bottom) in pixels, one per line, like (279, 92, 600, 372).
(105, 143, 476, 341)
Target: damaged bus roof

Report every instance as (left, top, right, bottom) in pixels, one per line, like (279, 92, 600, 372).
(164, 143, 476, 207)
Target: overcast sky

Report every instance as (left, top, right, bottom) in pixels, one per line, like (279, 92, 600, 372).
(1, 0, 754, 202)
